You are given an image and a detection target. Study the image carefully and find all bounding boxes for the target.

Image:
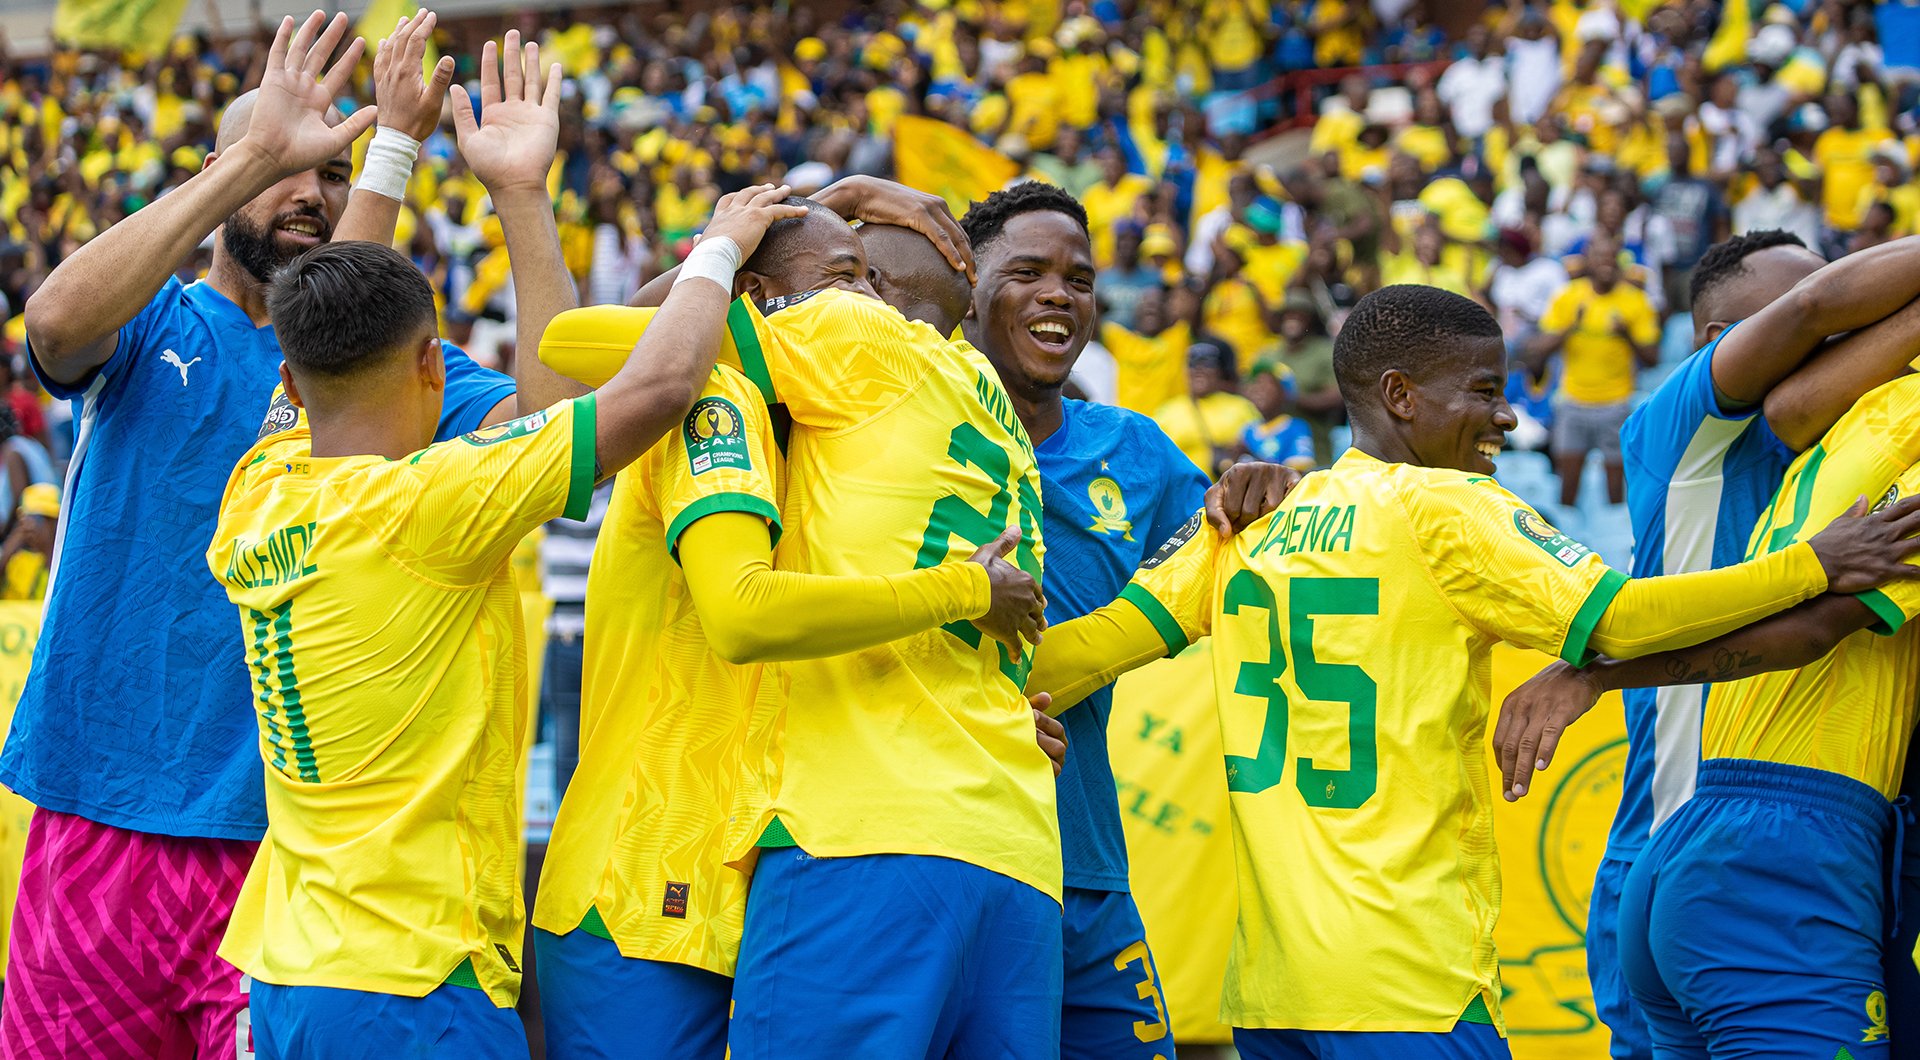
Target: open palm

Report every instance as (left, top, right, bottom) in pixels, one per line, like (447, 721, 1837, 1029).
(453, 31, 562, 194)
(243, 11, 375, 176)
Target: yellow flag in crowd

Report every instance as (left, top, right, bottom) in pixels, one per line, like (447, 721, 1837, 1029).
(0, 601, 44, 979)
(54, 0, 193, 54)
(893, 115, 1021, 217)
(1111, 641, 1624, 1057)
(1703, 0, 1751, 72)
(356, 0, 441, 80)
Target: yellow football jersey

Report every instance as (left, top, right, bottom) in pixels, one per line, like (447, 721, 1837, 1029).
(1125, 449, 1625, 1032)
(207, 396, 597, 1007)
(1102, 319, 1191, 415)
(533, 368, 782, 976)
(734, 290, 1059, 900)
(542, 291, 1061, 902)
(1704, 374, 1920, 797)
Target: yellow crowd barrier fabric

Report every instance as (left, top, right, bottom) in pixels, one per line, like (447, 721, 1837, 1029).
(0, 601, 45, 979)
(53, 0, 193, 54)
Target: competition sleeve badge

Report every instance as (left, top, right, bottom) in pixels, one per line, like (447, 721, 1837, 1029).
(1086, 476, 1135, 540)
(683, 397, 752, 475)
(1513, 509, 1592, 567)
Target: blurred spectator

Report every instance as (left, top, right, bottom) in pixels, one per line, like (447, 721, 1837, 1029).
(1649, 130, 1729, 312)
(1531, 240, 1661, 509)
(1103, 285, 1193, 416)
(1268, 293, 1342, 467)
(0, 483, 56, 602)
(1733, 145, 1824, 247)
(1100, 223, 1160, 331)
(1156, 340, 1260, 477)
(1237, 363, 1317, 471)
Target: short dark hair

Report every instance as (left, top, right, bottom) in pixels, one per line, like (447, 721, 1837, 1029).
(1689, 229, 1809, 308)
(961, 181, 1091, 257)
(740, 196, 834, 277)
(1333, 285, 1503, 406)
(267, 242, 436, 378)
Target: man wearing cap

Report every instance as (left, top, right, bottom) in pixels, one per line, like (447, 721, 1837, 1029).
(0, 484, 55, 602)
(1156, 340, 1261, 477)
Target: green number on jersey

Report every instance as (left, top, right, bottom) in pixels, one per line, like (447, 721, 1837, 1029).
(1223, 570, 1288, 794)
(913, 422, 1042, 686)
(1290, 578, 1379, 809)
(1221, 572, 1379, 809)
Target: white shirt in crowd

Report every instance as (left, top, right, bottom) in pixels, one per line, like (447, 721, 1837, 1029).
(1505, 34, 1563, 125)
(1489, 255, 1570, 339)
(1435, 55, 1508, 140)
(1733, 182, 1825, 249)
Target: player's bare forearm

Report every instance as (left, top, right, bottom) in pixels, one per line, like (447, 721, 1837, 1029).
(495, 185, 585, 411)
(1586, 594, 1873, 693)
(1717, 235, 1920, 407)
(26, 141, 283, 382)
(1764, 294, 1920, 452)
(332, 190, 405, 247)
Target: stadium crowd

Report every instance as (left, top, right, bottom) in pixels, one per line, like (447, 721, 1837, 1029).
(0, 0, 1919, 1058)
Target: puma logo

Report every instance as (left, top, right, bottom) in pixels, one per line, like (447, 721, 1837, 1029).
(161, 349, 202, 386)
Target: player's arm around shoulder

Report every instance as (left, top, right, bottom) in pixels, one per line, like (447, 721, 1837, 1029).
(1027, 509, 1223, 715)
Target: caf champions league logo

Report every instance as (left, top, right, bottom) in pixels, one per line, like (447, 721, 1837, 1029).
(683, 397, 752, 475)
(1086, 476, 1134, 540)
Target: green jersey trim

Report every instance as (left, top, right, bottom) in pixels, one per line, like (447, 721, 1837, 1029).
(756, 816, 798, 847)
(1120, 582, 1190, 658)
(1459, 994, 1494, 1025)
(1859, 589, 1907, 636)
(565, 395, 599, 521)
(1561, 567, 1629, 665)
(665, 493, 783, 563)
(729, 299, 776, 409)
(578, 906, 615, 941)
(443, 957, 483, 990)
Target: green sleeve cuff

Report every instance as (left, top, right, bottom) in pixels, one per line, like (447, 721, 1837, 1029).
(1119, 582, 1190, 658)
(1857, 588, 1908, 636)
(1561, 567, 1629, 665)
(664, 492, 783, 562)
(564, 395, 598, 521)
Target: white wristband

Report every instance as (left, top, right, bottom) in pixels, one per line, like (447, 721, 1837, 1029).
(354, 126, 421, 202)
(673, 235, 744, 291)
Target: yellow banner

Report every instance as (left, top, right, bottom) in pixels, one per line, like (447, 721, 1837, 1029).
(892, 115, 1021, 218)
(0, 602, 44, 979)
(53, 0, 193, 54)
(1112, 641, 1622, 1057)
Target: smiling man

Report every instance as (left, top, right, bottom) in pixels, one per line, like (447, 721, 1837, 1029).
(1023, 283, 1920, 1060)
(960, 181, 1209, 1060)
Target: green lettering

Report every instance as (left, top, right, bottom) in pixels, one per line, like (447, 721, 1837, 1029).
(1325, 505, 1356, 552)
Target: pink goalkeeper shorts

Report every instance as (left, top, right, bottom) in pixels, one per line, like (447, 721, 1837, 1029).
(0, 808, 257, 1059)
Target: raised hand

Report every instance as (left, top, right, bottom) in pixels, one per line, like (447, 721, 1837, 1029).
(812, 176, 975, 280)
(451, 30, 562, 195)
(372, 9, 455, 143)
(701, 184, 811, 263)
(1805, 493, 1920, 595)
(241, 11, 375, 176)
(966, 527, 1046, 663)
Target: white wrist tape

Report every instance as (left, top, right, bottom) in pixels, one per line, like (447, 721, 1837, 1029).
(673, 235, 744, 291)
(354, 126, 421, 202)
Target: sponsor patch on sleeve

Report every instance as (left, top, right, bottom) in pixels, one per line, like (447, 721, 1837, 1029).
(683, 397, 752, 475)
(1513, 509, 1592, 567)
(1140, 509, 1204, 570)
